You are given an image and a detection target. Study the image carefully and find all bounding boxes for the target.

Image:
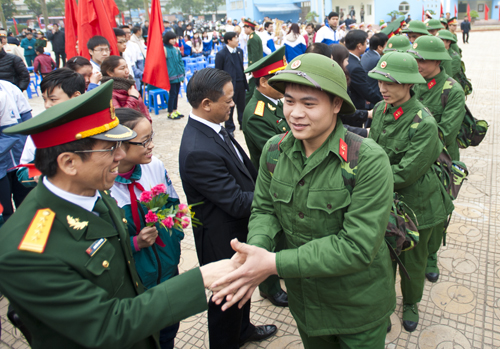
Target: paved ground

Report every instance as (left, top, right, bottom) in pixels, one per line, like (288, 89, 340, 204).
(0, 30, 498, 348)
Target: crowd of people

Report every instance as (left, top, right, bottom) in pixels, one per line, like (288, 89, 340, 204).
(0, 9, 478, 349)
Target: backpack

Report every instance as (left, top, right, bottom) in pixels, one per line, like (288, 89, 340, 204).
(266, 131, 418, 279)
(441, 77, 488, 149)
(454, 60, 473, 96)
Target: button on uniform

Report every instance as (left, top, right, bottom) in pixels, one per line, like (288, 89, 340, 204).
(102, 260, 109, 268)
(298, 179, 305, 186)
(298, 212, 304, 219)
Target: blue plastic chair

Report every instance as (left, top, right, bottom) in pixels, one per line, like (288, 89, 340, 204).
(208, 55, 216, 64)
(207, 63, 215, 69)
(195, 61, 207, 70)
(148, 88, 169, 115)
(195, 56, 205, 62)
(187, 57, 197, 64)
(186, 62, 197, 73)
(182, 71, 193, 94)
(182, 57, 190, 68)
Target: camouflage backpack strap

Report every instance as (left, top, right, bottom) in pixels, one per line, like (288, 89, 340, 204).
(441, 76, 457, 108)
(340, 131, 363, 193)
(266, 132, 288, 175)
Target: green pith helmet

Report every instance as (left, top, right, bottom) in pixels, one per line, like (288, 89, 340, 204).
(426, 19, 445, 30)
(384, 35, 412, 53)
(368, 52, 426, 84)
(402, 20, 430, 35)
(436, 29, 457, 43)
(268, 53, 356, 114)
(439, 17, 448, 25)
(407, 35, 451, 61)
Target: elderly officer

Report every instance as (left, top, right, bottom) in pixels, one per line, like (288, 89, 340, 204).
(408, 35, 465, 284)
(401, 20, 430, 43)
(211, 53, 396, 348)
(368, 52, 454, 332)
(0, 81, 236, 349)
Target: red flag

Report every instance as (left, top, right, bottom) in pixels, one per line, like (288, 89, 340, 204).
(422, 6, 425, 21)
(121, 13, 126, 25)
(454, 4, 457, 17)
(467, 4, 471, 22)
(37, 16, 42, 29)
(65, 0, 79, 59)
(142, 0, 170, 91)
(104, 0, 119, 28)
(13, 18, 19, 35)
(485, 4, 490, 20)
(77, 0, 119, 59)
(440, 2, 444, 17)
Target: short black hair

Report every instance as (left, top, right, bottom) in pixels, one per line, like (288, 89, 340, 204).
(305, 42, 331, 57)
(328, 12, 339, 19)
(264, 22, 273, 30)
(87, 35, 110, 51)
(36, 46, 44, 54)
(115, 107, 145, 130)
(223, 31, 237, 44)
(369, 33, 389, 51)
(255, 74, 273, 88)
(40, 68, 86, 97)
(119, 25, 130, 29)
(187, 68, 232, 109)
(113, 28, 126, 38)
(65, 56, 92, 71)
(132, 26, 141, 34)
(163, 31, 177, 45)
(306, 23, 315, 29)
(101, 56, 124, 77)
(345, 30, 368, 50)
(7, 31, 13, 36)
(35, 138, 97, 178)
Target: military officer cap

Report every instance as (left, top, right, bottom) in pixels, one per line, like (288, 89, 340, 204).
(407, 35, 451, 61)
(268, 53, 356, 114)
(381, 16, 406, 37)
(384, 35, 412, 53)
(4, 80, 136, 148)
(402, 20, 430, 35)
(426, 19, 445, 30)
(447, 17, 458, 25)
(243, 18, 256, 28)
(245, 45, 287, 78)
(368, 51, 426, 84)
(436, 29, 457, 43)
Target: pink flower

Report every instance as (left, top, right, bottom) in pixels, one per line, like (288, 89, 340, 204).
(139, 191, 153, 203)
(176, 212, 184, 218)
(151, 184, 167, 196)
(181, 216, 190, 229)
(144, 210, 158, 223)
(178, 203, 190, 215)
(162, 216, 174, 229)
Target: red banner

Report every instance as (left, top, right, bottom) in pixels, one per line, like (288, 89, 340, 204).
(65, 0, 79, 59)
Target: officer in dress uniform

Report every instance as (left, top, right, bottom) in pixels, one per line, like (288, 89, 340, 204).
(0, 81, 236, 349)
(244, 18, 264, 105)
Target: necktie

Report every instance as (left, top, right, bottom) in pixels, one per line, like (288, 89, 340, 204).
(93, 197, 114, 226)
(220, 127, 242, 163)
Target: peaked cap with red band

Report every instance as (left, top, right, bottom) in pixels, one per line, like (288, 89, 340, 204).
(4, 80, 136, 148)
(243, 18, 256, 28)
(244, 45, 287, 79)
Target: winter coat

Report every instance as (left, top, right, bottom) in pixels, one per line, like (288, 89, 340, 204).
(0, 49, 30, 91)
(46, 29, 65, 53)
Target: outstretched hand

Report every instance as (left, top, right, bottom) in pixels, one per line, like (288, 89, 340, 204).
(210, 239, 277, 311)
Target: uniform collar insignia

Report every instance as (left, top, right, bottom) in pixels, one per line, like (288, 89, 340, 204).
(67, 215, 89, 230)
(427, 78, 437, 89)
(268, 103, 276, 111)
(393, 107, 404, 120)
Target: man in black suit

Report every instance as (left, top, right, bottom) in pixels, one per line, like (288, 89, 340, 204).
(179, 68, 277, 349)
(345, 30, 382, 111)
(361, 32, 388, 109)
(215, 32, 248, 135)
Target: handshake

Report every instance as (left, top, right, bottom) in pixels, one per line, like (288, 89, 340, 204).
(199, 239, 277, 311)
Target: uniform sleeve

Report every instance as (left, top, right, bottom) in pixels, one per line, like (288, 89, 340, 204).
(392, 117, 443, 190)
(440, 85, 465, 150)
(245, 115, 280, 158)
(0, 252, 207, 348)
(275, 141, 394, 278)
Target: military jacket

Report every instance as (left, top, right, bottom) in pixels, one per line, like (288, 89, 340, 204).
(248, 119, 396, 336)
(369, 96, 454, 229)
(0, 181, 207, 349)
(441, 48, 461, 81)
(413, 68, 465, 160)
(247, 32, 263, 66)
(242, 89, 290, 168)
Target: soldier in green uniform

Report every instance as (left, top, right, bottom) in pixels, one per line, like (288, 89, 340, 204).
(242, 45, 289, 168)
(447, 17, 462, 56)
(401, 20, 430, 43)
(210, 53, 396, 348)
(425, 18, 445, 35)
(437, 29, 462, 80)
(383, 34, 412, 53)
(244, 19, 264, 105)
(367, 52, 454, 332)
(0, 81, 236, 349)
(408, 35, 465, 284)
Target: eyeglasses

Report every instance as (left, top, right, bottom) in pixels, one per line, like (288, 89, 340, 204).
(127, 133, 154, 148)
(73, 141, 122, 154)
(93, 48, 110, 53)
(117, 40, 127, 44)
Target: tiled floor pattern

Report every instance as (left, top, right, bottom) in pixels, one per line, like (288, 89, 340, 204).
(1, 31, 498, 348)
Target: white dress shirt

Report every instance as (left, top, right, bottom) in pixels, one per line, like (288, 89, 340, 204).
(43, 177, 101, 213)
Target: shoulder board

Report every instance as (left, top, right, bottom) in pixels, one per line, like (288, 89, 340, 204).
(250, 34, 253, 39)
(19, 209, 55, 253)
(255, 100, 265, 116)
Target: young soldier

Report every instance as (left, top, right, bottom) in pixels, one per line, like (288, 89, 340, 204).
(211, 53, 396, 348)
(383, 35, 412, 53)
(243, 18, 263, 104)
(425, 19, 445, 35)
(401, 20, 430, 43)
(408, 35, 465, 283)
(367, 52, 454, 332)
(447, 17, 462, 56)
(437, 30, 461, 80)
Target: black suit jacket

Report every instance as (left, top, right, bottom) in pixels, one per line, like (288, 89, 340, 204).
(179, 117, 257, 265)
(347, 53, 382, 109)
(215, 46, 249, 90)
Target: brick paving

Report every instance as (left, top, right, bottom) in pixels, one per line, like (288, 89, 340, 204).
(1, 30, 498, 348)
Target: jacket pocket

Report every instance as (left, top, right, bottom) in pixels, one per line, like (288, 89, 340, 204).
(386, 138, 410, 164)
(306, 188, 351, 236)
(85, 241, 123, 295)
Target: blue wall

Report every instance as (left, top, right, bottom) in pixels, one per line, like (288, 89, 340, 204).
(226, 0, 301, 23)
(375, 0, 458, 24)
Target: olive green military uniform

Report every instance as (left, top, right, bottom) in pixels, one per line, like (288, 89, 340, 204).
(245, 31, 264, 105)
(441, 48, 461, 78)
(247, 54, 396, 348)
(242, 89, 289, 168)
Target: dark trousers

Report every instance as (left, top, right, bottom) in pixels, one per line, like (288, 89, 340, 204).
(463, 32, 469, 43)
(159, 322, 179, 349)
(208, 296, 255, 348)
(168, 82, 180, 113)
(24, 55, 35, 67)
(0, 171, 32, 222)
(225, 80, 246, 133)
(55, 51, 66, 68)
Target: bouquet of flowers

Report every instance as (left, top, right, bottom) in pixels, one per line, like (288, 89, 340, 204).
(139, 184, 201, 235)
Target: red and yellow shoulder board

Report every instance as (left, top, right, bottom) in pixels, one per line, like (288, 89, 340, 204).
(19, 209, 55, 253)
(255, 101, 265, 117)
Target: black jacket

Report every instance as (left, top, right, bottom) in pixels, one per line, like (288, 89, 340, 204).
(215, 46, 249, 90)
(179, 117, 257, 265)
(7, 36, 19, 46)
(347, 53, 382, 109)
(0, 50, 30, 91)
(461, 21, 471, 33)
(46, 30, 65, 53)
